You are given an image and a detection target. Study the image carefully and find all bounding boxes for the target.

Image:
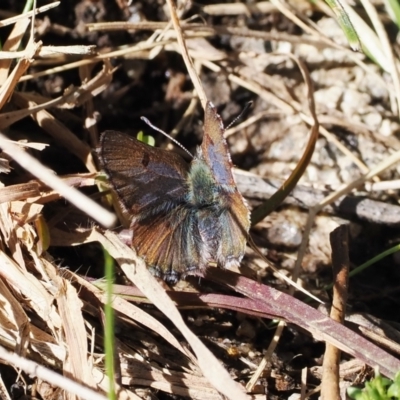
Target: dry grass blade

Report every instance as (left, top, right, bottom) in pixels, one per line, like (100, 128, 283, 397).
(18, 38, 175, 83)
(0, 182, 40, 203)
(0, 41, 42, 110)
(251, 55, 319, 225)
(246, 320, 284, 392)
(0, 346, 107, 400)
(0, 90, 80, 129)
(0, 0, 398, 397)
(203, 1, 281, 15)
(0, 202, 25, 269)
(66, 268, 191, 358)
(0, 251, 57, 322)
(0, 375, 11, 400)
(0, 134, 116, 228)
(0, 277, 30, 356)
(119, 356, 232, 400)
(165, 0, 207, 108)
(0, 15, 31, 82)
(8, 60, 113, 170)
(0, 45, 97, 59)
(56, 280, 95, 387)
(0, 58, 113, 130)
(0, 2, 60, 28)
(101, 231, 249, 400)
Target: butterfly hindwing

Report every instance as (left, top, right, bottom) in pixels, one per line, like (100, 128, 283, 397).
(196, 102, 250, 267)
(131, 206, 206, 279)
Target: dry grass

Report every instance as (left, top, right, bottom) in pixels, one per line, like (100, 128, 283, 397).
(0, 1, 399, 399)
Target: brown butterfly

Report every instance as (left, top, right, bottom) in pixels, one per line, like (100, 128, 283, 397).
(97, 101, 250, 282)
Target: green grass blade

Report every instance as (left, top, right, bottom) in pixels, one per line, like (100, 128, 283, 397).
(324, 0, 361, 51)
(349, 243, 400, 278)
(383, 0, 400, 30)
(22, 0, 34, 13)
(337, 0, 389, 71)
(104, 249, 116, 400)
(324, 243, 400, 292)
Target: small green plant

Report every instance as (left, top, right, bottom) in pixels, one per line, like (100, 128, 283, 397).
(137, 131, 155, 146)
(348, 369, 400, 400)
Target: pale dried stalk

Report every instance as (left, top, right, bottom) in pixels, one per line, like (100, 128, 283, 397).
(0, 345, 107, 400)
(19, 38, 175, 82)
(0, 41, 42, 110)
(0, 17, 31, 82)
(165, 0, 207, 108)
(0, 134, 116, 228)
(0, 2, 60, 28)
(0, 45, 97, 59)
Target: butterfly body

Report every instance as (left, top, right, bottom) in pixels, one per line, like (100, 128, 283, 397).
(98, 102, 250, 282)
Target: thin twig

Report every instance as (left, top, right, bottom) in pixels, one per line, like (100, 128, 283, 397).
(165, 0, 207, 108)
(321, 225, 350, 399)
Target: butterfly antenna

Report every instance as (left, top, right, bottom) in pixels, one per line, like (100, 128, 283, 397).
(225, 101, 253, 130)
(141, 116, 193, 158)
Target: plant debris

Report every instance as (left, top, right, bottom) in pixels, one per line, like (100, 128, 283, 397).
(0, 1, 400, 399)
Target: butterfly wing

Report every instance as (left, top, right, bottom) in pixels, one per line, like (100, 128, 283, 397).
(201, 102, 236, 187)
(98, 130, 189, 223)
(197, 102, 251, 267)
(131, 206, 207, 279)
(98, 130, 205, 280)
(217, 194, 250, 268)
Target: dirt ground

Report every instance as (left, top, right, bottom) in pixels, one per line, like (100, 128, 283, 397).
(1, 0, 400, 399)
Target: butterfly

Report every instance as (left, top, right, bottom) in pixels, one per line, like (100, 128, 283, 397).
(97, 101, 250, 282)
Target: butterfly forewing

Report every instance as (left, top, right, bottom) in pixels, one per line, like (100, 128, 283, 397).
(98, 130, 189, 221)
(201, 102, 236, 187)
